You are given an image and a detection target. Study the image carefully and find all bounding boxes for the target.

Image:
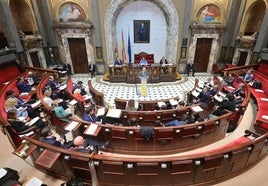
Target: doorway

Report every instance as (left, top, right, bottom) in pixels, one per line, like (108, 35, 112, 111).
(193, 38, 212, 72)
(237, 52, 247, 66)
(68, 38, 89, 74)
(30, 52, 41, 68)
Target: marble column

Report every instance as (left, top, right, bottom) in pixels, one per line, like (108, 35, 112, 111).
(0, 0, 23, 52)
(30, 0, 48, 47)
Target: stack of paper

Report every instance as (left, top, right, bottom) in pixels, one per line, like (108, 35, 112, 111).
(169, 99, 178, 106)
(65, 121, 79, 131)
(157, 101, 166, 108)
(25, 177, 43, 186)
(191, 105, 203, 112)
(85, 123, 98, 135)
(96, 107, 106, 116)
(106, 108, 122, 118)
(28, 117, 40, 126)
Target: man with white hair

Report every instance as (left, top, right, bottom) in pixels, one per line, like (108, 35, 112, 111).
(72, 136, 109, 153)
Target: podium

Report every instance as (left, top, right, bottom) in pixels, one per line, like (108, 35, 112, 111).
(140, 77, 148, 96)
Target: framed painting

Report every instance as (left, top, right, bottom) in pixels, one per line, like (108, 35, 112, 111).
(134, 20, 150, 43)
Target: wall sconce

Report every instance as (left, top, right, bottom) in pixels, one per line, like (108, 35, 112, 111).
(105, 128, 110, 132)
(39, 148, 44, 152)
(123, 115, 127, 118)
(129, 130, 134, 135)
(93, 161, 100, 166)
(160, 163, 167, 169)
(175, 129, 181, 133)
(127, 163, 133, 169)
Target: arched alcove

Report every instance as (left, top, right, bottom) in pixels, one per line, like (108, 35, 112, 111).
(104, 0, 179, 65)
(244, 0, 266, 35)
(9, 0, 37, 34)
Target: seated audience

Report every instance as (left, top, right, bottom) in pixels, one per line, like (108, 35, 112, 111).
(114, 57, 123, 66)
(7, 109, 46, 132)
(40, 126, 73, 149)
(71, 136, 108, 153)
(125, 99, 137, 111)
(17, 77, 32, 93)
(212, 93, 236, 116)
(139, 57, 148, 66)
(72, 81, 87, 96)
(244, 69, 254, 83)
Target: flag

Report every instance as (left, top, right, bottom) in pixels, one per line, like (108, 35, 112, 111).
(127, 30, 132, 64)
(114, 40, 118, 58)
(121, 30, 127, 64)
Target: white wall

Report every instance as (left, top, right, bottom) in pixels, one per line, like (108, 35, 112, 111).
(116, 1, 167, 63)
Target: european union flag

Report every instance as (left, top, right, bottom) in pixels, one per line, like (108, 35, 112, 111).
(128, 31, 132, 64)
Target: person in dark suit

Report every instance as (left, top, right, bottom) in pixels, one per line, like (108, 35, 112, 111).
(186, 61, 195, 77)
(212, 93, 236, 116)
(82, 105, 103, 123)
(63, 61, 72, 76)
(0, 167, 23, 185)
(17, 77, 32, 93)
(40, 126, 73, 149)
(159, 56, 168, 65)
(137, 22, 147, 41)
(88, 61, 96, 78)
(114, 57, 123, 66)
(71, 136, 108, 153)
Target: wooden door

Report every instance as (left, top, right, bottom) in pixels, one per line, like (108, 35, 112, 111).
(68, 38, 89, 73)
(237, 52, 247, 66)
(30, 52, 40, 68)
(193, 38, 212, 72)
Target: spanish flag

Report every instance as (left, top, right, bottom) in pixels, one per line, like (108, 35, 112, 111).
(121, 30, 127, 64)
(114, 40, 118, 58)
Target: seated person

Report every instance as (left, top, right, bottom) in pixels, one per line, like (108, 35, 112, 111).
(159, 56, 168, 65)
(7, 109, 47, 132)
(114, 57, 123, 66)
(125, 99, 137, 111)
(176, 101, 185, 109)
(71, 136, 109, 153)
(72, 81, 87, 96)
(40, 126, 73, 149)
(165, 114, 189, 127)
(139, 57, 148, 66)
(244, 69, 254, 83)
(212, 93, 236, 116)
(0, 167, 25, 186)
(17, 77, 32, 93)
(195, 87, 212, 109)
(52, 101, 72, 122)
(222, 74, 234, 86)
(73, 89, 90, 105)
(48, 76, 68, 100)
(82, 105, 104, 124)
(26, 71, 39, 86)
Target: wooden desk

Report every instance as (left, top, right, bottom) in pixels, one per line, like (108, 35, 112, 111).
(13, 142, 37, 159)
(109, 64, 177, 83)
(84, 123, 102, 136)
(35, 149, 61, 169)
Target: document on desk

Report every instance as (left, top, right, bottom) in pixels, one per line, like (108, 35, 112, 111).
(191, 105, 203, 112)
(25, 177, 43, 186)
(85, 123, 98, 135)
(69, 99, 78, 105)
(96, 107, 106, 116)
(255, 89, 264, 92)
(106, 108, 122, 118)
(31, 100, 41, 108)
(59, 84, 67, 90)
(260, 98, 268, 101)
(169, 99, 178, 106)
(28, 117, 40, 126)
(262, 115, 268, 120)
(65, 121, 79, 131)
